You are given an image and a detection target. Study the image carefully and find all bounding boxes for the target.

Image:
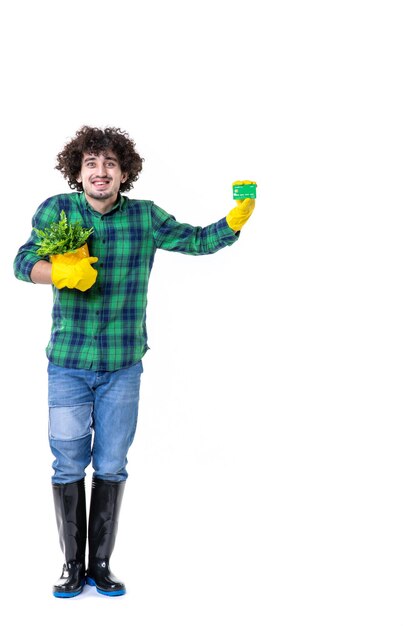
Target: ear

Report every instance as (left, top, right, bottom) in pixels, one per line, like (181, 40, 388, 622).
(121, 173, 128, 183)
(76, 173, 82, 183)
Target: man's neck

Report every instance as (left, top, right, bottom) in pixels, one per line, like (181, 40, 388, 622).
(85, 193, 119, 214)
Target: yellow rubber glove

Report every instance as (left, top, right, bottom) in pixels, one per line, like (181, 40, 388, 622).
(51, 243, 98, 292)
(226, 180, 257, 231)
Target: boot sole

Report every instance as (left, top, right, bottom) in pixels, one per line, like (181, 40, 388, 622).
(53, 581, 85, 598)
(86, 576, 126, 596)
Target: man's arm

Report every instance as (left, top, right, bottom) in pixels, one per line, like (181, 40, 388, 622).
(152, 207, 239, 256)
(14, 197, 60, 283)
(151, 182, 256, 255)
(30, 260, 52, 284)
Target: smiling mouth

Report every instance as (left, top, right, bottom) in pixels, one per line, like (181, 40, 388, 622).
(92, 179, 111, 187)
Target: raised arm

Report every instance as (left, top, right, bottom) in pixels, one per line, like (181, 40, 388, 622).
(151, 181, 256, 255)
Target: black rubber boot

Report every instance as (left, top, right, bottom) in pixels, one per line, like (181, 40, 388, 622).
(52, 479, 87, 598)
(86, 478, 126, 596)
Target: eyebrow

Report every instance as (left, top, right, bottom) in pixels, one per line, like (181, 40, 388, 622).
(83, 154, 119, 163)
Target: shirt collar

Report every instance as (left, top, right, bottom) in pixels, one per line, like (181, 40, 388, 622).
(81, 192, 126, 215)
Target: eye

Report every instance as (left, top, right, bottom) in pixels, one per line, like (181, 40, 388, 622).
(86, 161, 96, 167)
(106, 161, 116, 167)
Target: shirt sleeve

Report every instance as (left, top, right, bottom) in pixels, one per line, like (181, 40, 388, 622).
(151, 202, 239, 255)
(13, 196, 61, 283)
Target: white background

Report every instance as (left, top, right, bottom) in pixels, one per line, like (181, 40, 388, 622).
(1, 0, 417, 624)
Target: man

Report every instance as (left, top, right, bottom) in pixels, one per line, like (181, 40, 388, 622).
(13, 126, 256, 598)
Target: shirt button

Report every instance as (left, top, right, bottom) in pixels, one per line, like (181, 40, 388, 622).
(102, 239, 106, 244)
(95, 311, 99, 315)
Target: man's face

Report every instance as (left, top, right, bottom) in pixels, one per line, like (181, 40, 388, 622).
(77, 150, 127, 204)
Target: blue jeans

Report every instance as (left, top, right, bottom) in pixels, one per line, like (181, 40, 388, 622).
(48, 361, 143, 484)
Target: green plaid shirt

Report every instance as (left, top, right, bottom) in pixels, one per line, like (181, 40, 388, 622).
(14, 193, 239, 371)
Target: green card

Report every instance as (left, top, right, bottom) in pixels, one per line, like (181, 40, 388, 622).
(233, 183, 257, 199)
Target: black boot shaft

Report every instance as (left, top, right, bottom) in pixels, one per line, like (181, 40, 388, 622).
(88, 478, 125, 560)
(52, 479, 87, 597)
(52, 479, 87, 563)
(87, 478, 126, 595)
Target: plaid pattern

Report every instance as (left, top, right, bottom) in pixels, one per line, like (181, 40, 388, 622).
(14, 193, 239, 371)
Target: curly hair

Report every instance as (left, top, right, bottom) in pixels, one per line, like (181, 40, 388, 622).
(55, 126, 144, 193)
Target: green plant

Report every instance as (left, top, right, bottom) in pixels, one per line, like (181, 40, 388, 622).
(34, 211, 94, 256)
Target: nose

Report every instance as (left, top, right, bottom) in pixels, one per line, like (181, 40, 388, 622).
(96, 162, 107, 177)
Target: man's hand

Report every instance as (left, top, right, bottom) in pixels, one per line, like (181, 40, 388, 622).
(51, 243, 98, 292)
(226, 180, 257, 232)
